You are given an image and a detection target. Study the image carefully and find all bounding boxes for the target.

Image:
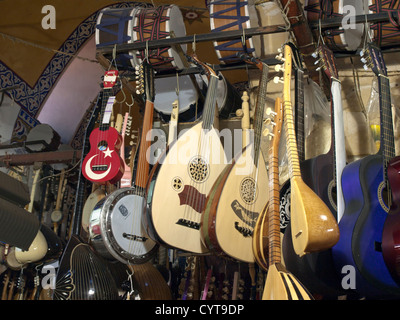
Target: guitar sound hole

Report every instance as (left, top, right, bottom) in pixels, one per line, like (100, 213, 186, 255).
(378, 182, 390, 213)
(328, 180, 337, 211)
(97, 140, 108, 151)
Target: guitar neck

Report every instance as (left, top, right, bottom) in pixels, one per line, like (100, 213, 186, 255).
(135, 100, 154, 189)
(378, 74, 395, 199)
(331, 78, 347, 221)
(282, 46, 301, 179)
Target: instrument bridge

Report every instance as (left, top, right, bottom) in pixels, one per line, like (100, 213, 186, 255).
(176, 218, 200, 230)
(122, 233, 148, 242)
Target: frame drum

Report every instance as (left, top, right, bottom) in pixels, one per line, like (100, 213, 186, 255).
(130, 5, 187, 70)
(209, 0, 261, 64)
(89, 187, 158, 264)
(154, 74, 204, 122)
(368, 0, 400, 48)
(95, 7, 139, 69)
(305, 0, 366, 51)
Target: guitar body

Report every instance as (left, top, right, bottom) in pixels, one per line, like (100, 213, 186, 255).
(352, 155, 400, 297)
(382, 156, 400, 285)
(333, 155, 400, 298)
(202, 147, 268, 262)
(147, 122, 227, 253)
(82, 126, 124, 185)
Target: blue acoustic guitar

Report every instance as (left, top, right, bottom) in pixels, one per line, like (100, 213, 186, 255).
(332, 42, 400, 298)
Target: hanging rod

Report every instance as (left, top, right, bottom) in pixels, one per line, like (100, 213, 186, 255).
(97, 24, 288, 55)
(308, 12, 395, 30)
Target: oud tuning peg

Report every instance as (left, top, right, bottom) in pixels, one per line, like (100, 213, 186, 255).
(311, 51, 319, 59)
(262, 128, 275, 139)
(273, 76, 284, 84)
(265, 107, 277, 116)
(274, 64, 284, 72)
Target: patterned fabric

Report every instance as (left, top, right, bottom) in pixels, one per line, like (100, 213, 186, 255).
(0, 2, 136, 144)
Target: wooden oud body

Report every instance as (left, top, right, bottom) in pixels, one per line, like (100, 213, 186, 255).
(333, 154, 400, 298)
(146, 122, 227, 254)
(202, 147, 269, 262)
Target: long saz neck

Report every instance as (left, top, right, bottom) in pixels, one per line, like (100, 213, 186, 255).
(378, 74, 395, 198)
(268, 99, 283, 265)
(283, 47, 301, 179)
(135, 99, 154, 189)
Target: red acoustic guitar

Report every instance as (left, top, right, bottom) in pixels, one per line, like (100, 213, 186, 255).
(82, 70, 124, 185)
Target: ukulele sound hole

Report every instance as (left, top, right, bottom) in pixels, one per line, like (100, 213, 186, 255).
(188, 156, 209, 183)
(97, 140, 108, 151)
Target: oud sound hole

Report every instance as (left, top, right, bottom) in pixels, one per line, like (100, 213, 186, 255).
(240, 177, 257, 204)
(188, 156, 209, 183)
(97, 140, 108, 151)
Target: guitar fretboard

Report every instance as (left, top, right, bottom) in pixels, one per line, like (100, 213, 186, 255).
(378, 75, 395, 204)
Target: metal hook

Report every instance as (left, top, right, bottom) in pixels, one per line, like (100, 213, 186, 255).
(192, 34, 196, 54)
(145, 40, 149, 63)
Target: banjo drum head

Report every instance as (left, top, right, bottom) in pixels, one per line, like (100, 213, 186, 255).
(89, 188, 157, 264)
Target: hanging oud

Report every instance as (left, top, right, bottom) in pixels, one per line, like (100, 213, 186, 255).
(82, 70, 124, 185)
(145, 56, 227, 254)
(278, 44, 339, 257)
(332, 43, 400, 298)
(201, 56, 269, 263)
(282, 44, 347, 298)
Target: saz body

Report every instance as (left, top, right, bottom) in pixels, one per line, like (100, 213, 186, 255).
(146, 62, 227, 254)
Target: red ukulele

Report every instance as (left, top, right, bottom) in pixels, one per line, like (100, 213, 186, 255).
(82, 70, 124, 185)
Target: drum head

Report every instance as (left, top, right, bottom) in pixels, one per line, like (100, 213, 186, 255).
(94, 188, 157, 264)
(154, 75, 202, 116)
(130, 5, 187, 69)
(340, 0, 365, 51)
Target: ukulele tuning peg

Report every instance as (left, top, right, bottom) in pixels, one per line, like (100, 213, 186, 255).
(273, 76, 284, 84)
